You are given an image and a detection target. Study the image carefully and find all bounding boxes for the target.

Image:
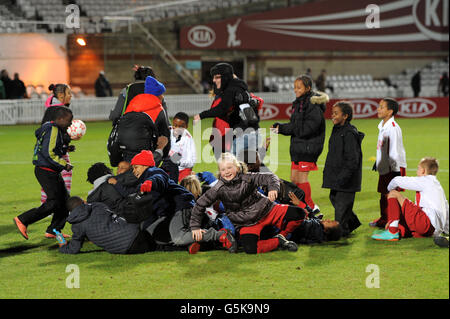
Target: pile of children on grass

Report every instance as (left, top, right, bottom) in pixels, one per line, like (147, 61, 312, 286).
(12, 68, 449, 254)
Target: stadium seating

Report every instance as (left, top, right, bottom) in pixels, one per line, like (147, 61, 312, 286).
(264, 57, 448, 98)
(388, 58, 449, 98)
(5, 0, 266, 34)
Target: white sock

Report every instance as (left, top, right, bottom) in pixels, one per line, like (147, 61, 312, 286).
(389, 220, 399, 228)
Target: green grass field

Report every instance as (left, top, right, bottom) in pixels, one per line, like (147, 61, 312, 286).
(0, 117, 448, 299)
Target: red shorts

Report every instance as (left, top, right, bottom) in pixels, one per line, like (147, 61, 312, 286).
(240, 204, 289, 237)
(400, 199, 435, 238)
(291, 161, 318, 172)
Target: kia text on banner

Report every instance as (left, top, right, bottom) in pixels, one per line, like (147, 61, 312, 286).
(180, 0, 449, 51)
(258, 97, 450, 120)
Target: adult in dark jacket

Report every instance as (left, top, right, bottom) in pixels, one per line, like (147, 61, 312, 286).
(411, 71, 421, 97)
(10, 73, 27, 99)
(58, 197, 156, 254)
(94, 71, 113, 97)
(322, 101, 364, 236)
(272, 75, 329, 212)
(193, 63, 259, 157)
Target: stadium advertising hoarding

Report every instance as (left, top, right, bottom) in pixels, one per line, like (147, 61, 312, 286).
(180, 0, 449, 51)
(259, 97, 450, 120)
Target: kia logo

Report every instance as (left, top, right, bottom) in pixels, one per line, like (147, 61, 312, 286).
(398, 98, 437, 117)
(413, 0, 449, 42)
(350, 99, 379, 118)
(187, 25, 216, 47)
(259, 104, 279, 120)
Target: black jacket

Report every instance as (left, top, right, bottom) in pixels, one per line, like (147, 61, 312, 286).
(322, 122, 364, 192)
(59, 202, 141, 254)
(290, 217, 326, 244)
(32, 122, 69, 172)
(200, 78, 258, 131)
(86, 170, 139, 210)
(278, 91, 327, 163)
(136, 167, 195, 219)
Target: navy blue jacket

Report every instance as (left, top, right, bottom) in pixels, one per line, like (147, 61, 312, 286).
(138, 167, 195, 218)
(32, 121, 69, 172)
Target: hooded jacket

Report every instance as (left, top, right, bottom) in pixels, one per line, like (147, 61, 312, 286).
(116, 93, 170, 156)
(322, 122, 365, 192)
(278, 91, 328, 163)
(190, 172, 280, 230)
(59, 202, 141, 254)
(32, 121, 69, 172)
(200, 78, 255, 131)
(137, 167, 195, 219)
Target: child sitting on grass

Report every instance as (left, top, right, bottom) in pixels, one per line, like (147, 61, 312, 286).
(372, 157, 449, 241)
(190, 152, 306, 254)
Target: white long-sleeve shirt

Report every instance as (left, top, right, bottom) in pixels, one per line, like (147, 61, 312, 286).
(388, 175, 449, 235)
(376, 117, 407, 175)
(169, 127, 196, 170)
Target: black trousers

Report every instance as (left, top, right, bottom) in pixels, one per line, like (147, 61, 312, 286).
(329, 190, 361, 237)
(18, 167, 69, 234)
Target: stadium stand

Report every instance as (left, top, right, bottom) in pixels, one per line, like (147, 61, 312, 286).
(389, 58, 449, 98)
(5, 0, 268, 34)
(264, 57, 449, 98)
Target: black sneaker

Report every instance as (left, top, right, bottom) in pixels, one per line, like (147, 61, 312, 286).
(275, 234, 298, 252)
(434, 235, 449, 248)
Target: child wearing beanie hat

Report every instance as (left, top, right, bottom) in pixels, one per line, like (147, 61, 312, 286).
(130, 150, 156, 193)
(145, 76, 166, 97)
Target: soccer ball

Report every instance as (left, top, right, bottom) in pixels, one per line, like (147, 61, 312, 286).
(67, 119, 86, 140)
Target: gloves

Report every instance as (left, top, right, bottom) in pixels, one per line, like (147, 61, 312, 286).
(140, 180, 153, 193)
(68, 145, 76, 152)
(272, 122, 281, 128)
(197, 171, 217, 185)
(64, 164, 73, 171)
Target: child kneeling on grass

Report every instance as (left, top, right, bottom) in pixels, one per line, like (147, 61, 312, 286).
(58, 196, 156, 254)
(190, 152, 306, 254)
(372, 157, 449, 241)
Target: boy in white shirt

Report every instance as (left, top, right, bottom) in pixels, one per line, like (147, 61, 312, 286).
(169, 112, 196, 182)
(370, 98, 407, 228)
(372, 157, 449, 241)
